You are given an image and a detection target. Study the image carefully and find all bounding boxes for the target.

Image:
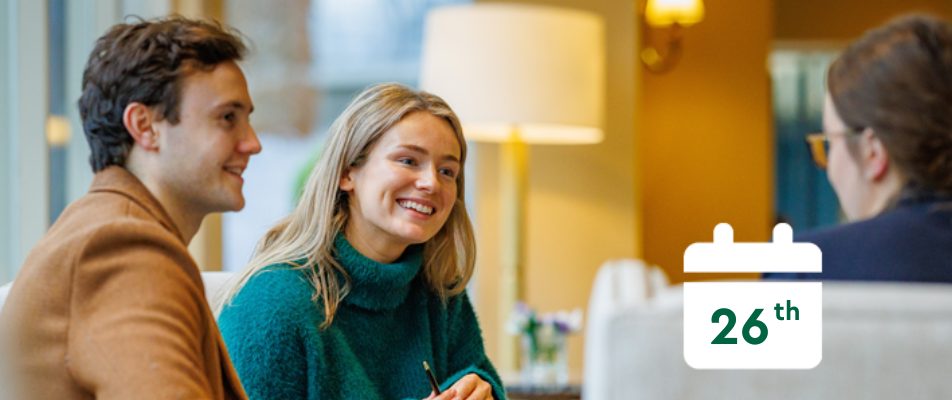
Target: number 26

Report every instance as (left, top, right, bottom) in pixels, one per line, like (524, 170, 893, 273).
(711, 308, 768, 345)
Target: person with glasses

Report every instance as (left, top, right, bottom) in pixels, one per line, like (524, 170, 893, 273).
(765, 14, 952, 282)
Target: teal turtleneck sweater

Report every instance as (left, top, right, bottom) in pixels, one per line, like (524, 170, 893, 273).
(218, 236, 505, 400)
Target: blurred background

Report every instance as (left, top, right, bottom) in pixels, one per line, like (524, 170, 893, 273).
(2, 0, 950, 386)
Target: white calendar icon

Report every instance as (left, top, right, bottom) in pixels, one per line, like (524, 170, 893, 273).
(683, 223, 822, 369)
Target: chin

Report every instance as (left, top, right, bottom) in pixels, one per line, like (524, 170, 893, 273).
(400, 234, 430, 245)
(213, 194, 245, 213)
(393, 228, 437, 245)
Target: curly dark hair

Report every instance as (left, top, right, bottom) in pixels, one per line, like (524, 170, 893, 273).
(828, 14, 952, 195)
(78, 16, 247, 172)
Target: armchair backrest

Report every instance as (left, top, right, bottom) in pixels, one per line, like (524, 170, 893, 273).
(584, 261, 952, 400)
(0, 282, 11, 313)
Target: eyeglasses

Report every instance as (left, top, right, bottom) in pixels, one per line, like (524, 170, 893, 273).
(805, 130, 862, 169)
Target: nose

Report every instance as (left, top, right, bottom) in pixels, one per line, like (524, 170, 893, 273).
(415, 166, 440, 192)
(240, 125, 262, 155)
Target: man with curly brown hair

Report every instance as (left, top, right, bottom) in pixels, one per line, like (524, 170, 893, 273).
(1, 16, 259, 399)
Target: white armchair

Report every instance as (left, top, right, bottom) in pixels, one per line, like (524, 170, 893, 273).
(201, 271, 236, 310)
(0, 282, 10, 312)
(583, 260, 952, 400)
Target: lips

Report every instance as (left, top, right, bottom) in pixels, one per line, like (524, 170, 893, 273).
(223, 164, 246, 180)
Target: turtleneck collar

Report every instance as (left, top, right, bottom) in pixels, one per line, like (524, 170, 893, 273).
(334, 234, 423, 311)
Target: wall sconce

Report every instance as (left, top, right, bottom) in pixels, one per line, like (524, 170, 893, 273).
(640, 0, 705, 73)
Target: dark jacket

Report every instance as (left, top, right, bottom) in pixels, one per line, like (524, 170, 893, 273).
(764, 192, 952, 282)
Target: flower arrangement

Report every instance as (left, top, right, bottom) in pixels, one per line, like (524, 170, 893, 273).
(507, 302, 583, 384)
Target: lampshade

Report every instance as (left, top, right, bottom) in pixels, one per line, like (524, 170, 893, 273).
(645, 0, 705, 27)
(420, 4, 605, 144)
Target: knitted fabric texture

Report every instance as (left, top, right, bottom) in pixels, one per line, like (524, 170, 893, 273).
(219, 235, 505, 399)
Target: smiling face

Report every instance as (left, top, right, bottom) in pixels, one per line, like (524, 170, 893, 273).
(153, 60, 261, 215)
(339, 110, 462, 261)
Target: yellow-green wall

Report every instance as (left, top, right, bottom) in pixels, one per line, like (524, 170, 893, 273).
(640, 0, 774, 284)
(776, 0, 952, 41)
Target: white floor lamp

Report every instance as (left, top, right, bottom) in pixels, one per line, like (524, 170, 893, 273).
(421, 3, 605, 372)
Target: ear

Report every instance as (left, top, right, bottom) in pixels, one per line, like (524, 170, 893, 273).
(862, 129, 890, 181)
(339, 168, 356, 191)
(122, 102, 159, 151)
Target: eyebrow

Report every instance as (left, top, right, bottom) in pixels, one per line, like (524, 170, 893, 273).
(212, 100, 254, 114)
(397, 144, 460, 164)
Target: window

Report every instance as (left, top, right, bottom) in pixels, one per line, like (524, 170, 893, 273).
(0, 0, 162, 284)
(770, 49, 842, 230)
(1, 0, 50, 284)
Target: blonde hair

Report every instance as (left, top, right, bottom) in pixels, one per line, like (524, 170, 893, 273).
(216, 83, 475, 328)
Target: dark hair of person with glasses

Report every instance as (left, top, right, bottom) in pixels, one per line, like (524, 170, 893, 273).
(765, 13, 952, 283)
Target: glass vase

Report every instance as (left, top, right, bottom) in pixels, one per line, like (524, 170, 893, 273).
(520, 326, 568, 386)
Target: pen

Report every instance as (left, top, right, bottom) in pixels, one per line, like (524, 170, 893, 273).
(423, 360, 441, 395)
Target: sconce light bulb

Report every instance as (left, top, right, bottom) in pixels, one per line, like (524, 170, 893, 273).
(641, 48, 662, 66)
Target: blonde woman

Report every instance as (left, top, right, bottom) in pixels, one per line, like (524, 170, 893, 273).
(217, 83, 503, 400)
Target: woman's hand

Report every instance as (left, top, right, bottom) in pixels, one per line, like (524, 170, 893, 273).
(423, 388, 456, 400)
(445, 373, 492, 400)
(422, 373, 492, 400)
